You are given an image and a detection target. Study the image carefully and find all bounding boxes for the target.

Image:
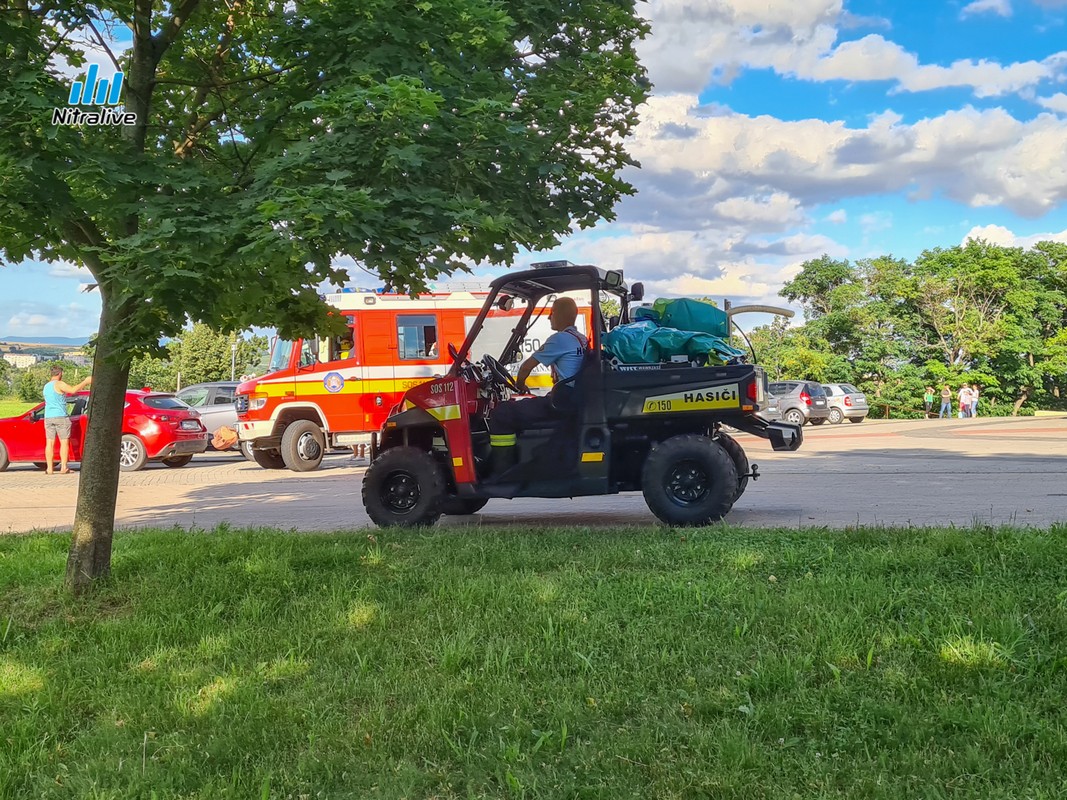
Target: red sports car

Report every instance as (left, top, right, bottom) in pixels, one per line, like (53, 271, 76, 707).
(0, 390, 209, 472)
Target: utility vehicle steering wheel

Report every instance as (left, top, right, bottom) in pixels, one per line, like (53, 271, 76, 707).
(481, 354, 522, 393)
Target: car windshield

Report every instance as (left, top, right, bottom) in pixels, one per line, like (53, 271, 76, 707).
(178, 387, 210, 407)
(143, 395, 189, 410)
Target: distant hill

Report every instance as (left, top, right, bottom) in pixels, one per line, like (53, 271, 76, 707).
(0, 336, 90, 346)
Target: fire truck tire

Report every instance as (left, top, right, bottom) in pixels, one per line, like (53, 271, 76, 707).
(441, 497, 489, 516)
(240, 440, 256, 462)
(280, 420, 325, 472)
(252, 448, 286, 469)
(162, 455, 194, 468)
(715, 431, 750, 501)
(363, 446, 446, 528)
(641, 435, 737, 527)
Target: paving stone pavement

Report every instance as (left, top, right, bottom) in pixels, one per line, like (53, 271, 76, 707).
(2, 415, 1065, 534)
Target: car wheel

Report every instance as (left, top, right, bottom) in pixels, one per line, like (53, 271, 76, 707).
(280, 419, 325, 472)
(810, 418, 826, 425)
(119, 434, 148, 472)
(828, 408, 844, 424)
(252, 448, 286, 469)
(0, 440, 9, 472)
(239, 440, 256, 462)
(714, 431, 750, 502)
(849, 416, 865, 423)
(33, 462, 49, 471)
(362, 446, 446, 528)
(441, 497, 490, 516)
(162, 455, 194, 468)
(641, 434, 737, 527)
(784, 409, 805, 425)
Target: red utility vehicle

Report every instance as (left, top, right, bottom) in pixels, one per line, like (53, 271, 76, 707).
(0, 390, 209, 472)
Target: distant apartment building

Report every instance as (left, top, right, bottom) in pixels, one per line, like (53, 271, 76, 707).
(2, 353, 38, 368)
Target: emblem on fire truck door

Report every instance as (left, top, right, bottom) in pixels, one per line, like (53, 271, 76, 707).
(323, 372, 345, 393)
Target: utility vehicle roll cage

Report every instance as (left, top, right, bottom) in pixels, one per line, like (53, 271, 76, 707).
(451, 263, 635, 371)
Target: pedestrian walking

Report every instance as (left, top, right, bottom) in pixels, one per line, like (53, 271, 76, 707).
(939, 385, 952, 418)
(970, 385, 980, 417)
(42, 366, 92, 474)
(923, 386, 935, 418)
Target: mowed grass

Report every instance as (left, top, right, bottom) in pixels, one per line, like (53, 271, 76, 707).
(0, 399, 33, 418)
(2, 526, 1066, 799)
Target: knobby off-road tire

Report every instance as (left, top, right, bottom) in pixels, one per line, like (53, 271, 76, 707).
(280, 419, 325, 472)
(441, 497, 489, 516)
(828, 408, 844, 424)
(119, 434, 148, 472)
(162, 455, 194, 468)
(363, 446, 447, 528)
(715, 431, 750, 502)
(641, 434, 738, 527)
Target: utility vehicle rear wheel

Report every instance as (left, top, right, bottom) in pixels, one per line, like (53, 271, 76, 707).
(441, 497, 489, 516)
(715, 431, 750, 501)
(641, 435, 737, 527)
(363, 447, 447, 528)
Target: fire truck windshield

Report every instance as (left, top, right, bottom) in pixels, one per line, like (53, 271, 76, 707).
(269, 340, 294, 373)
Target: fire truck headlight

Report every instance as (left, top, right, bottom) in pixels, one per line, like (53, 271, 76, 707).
(249, 393, 268, 411)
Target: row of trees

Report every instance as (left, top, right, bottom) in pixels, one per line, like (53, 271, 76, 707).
(0, 326, 266, 402)
(746, 240, 1067, 417)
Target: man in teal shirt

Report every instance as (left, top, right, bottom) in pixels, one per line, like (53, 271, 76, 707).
(43, 366, 92, 474)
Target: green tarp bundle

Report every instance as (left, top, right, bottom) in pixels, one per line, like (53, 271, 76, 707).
(603, 317, 747, 366)
(633, 297, 730, 339)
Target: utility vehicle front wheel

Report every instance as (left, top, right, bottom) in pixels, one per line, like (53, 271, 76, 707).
(641, 435, 738, 527)
(363, 447, 447, 528)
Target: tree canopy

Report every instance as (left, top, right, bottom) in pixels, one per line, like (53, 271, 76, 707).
(0, 0, 650, 591)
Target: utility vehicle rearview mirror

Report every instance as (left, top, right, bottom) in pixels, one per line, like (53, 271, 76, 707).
(630, 282, 645, 302)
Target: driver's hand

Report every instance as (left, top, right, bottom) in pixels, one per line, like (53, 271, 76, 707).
(515, 382, 528, 394)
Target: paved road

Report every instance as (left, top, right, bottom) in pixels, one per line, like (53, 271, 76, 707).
(2, 416, 1065, 534)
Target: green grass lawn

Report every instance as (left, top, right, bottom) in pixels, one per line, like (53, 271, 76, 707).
(0, 398, 33, 418)
(2, 525, 1066, 799)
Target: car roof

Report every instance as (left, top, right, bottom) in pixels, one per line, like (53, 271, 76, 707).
(179, 381, 239, 388)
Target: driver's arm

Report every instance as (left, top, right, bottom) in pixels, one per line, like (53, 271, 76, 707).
(515, 356, 539, 392)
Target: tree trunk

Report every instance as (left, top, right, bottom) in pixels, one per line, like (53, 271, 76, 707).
(1011, 387, 1029, 417)
(65, 296, 132, 594)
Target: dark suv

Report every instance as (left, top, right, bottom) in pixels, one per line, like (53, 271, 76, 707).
(767, 381, 831, 426)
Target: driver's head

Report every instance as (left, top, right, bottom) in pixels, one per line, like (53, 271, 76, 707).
(549, 297, 578, 331)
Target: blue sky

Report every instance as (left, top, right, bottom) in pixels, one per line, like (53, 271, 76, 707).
(4, 0, 1067, 338)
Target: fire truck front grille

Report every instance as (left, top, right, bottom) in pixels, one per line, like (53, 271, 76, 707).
(235, 395, 249, 413)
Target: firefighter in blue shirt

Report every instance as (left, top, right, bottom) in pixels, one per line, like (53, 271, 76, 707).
(488, 297, 588, 475)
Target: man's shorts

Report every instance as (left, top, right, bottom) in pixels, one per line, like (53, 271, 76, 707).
(44, 417, 72, 442)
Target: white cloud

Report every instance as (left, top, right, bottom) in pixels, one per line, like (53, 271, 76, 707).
(48, 260, 88, 279)
(1037, 92, 1067, 113)
(960, 0, 1012, 19)
(2, 302, 98, 338)
(962, 224, 1067, 248)
(826, 209, 848, 223)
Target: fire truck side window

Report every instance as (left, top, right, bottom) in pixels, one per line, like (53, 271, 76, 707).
(299, 339, 318, 367)
(397, 315, 438, 360)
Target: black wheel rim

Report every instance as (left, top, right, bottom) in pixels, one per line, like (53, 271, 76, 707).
(382, 470, 420, 514)
(665, 459, 710, 506)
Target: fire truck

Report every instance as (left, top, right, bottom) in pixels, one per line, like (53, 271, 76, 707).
(235, 287, 592, 471)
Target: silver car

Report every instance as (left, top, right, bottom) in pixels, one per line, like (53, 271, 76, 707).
(175, 381, 245, 452)
(767, 380, 831, 426)
(821, 383, 869, 424)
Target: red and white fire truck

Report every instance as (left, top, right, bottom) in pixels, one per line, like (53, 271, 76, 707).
(235, 287, 592, 471)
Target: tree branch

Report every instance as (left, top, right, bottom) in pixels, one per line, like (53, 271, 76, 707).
(152, 0, 202, 62)
(84, 14, 123, 72)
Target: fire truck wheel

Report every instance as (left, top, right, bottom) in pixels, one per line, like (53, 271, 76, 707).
(280, 420, 325, 472)
(363, 446, 446, 528)
(641, 435, 737, 527)
(162, 455, 194, 468)
(252, 448, 286, 469)
(715, 432, 750, 501)
(441, 497, 489, 516)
